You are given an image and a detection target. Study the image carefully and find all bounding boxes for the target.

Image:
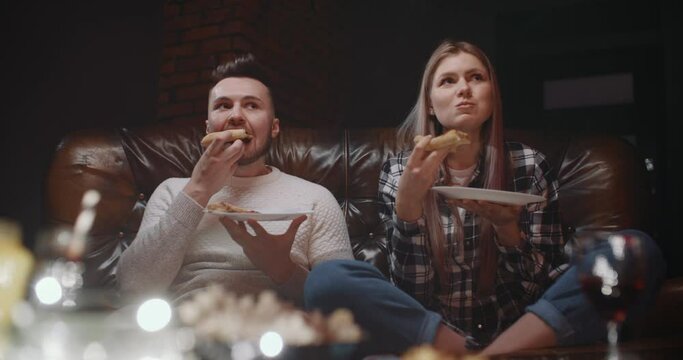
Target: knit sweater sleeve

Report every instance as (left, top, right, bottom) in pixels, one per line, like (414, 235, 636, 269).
(306, 186, 354, 266)
(117, 178, 204, 295)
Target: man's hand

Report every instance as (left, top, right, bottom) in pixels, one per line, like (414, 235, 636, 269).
(219, 215, 307, 284)
(183, 137, 245, 206)
(449, 199, 523, 247)
(396, 135, 450, 222)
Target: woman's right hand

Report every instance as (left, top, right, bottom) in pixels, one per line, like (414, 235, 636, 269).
(183, 137, 245, 206)
(395, 135, 450, 222)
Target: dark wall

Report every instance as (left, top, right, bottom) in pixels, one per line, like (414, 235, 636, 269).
(1, 0, 679, 275)
(332, 1, 498, 128)
(490, 0, 680, 276)
(661, 0, 682, 277)
(0, 1, 164, 247)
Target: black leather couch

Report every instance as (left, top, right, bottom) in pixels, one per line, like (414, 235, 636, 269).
(45, 118, 683, 340)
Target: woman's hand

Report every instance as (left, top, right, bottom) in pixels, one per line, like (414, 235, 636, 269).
(450, 199, 523, 247)
(395, 136, 450, 222)
(219, 215, 307, 284)
(183, 138, 245, 206)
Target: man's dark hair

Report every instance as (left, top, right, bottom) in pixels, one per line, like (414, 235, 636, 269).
(210, 53, 275, 112)
(211, 53, 271, 89)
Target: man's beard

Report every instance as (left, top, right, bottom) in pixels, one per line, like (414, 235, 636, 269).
(237, 135, 272, 166)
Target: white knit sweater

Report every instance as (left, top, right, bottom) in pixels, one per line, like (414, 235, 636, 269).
(117, 166, 353, 304)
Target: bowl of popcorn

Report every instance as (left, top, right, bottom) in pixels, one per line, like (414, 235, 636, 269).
(177, 284, 363, 360)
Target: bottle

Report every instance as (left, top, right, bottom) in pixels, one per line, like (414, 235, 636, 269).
(0, 218, 35, 328)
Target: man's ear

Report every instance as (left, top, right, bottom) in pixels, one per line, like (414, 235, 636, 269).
(271, 118, 280, 138)
(205, 120, 210, 134)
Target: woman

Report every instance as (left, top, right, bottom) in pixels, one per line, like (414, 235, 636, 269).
(304, 40, 663, 356)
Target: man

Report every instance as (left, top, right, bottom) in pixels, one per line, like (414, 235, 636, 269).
(118, 54, 353, 304)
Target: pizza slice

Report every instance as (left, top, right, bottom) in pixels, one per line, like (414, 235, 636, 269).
(414, 129, 470, 153)
(201, 129, 253, 148)
(206, 201, 259, 213)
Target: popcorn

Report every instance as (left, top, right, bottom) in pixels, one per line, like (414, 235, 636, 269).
(177, 284, 362, 346)
(326, 308, 363, 343)
(402, 345, 489, 360)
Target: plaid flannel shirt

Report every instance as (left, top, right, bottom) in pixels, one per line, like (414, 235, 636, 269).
(379, 141, 567, 343)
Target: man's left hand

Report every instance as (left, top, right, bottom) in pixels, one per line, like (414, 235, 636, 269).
(219, 215, 307, 284)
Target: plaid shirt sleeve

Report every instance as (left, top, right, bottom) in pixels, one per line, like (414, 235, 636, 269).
(496, 143, 567, 289)
(378, 153, 436, 305)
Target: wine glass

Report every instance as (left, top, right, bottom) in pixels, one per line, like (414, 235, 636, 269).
(573, 230, 647, 359)
(31, 225, 85, 309)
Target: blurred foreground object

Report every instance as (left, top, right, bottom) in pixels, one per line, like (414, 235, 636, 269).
(30, 190, 103, 311)
(0, 218, 35, 328)
(178, 284, 363, 346)
(401, 345, 487, 360)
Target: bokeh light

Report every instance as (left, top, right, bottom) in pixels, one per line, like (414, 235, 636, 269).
(10, 300, 35, 328)
(259, 331, 284, 358)
(136, 298, 172, 332)
(34, 276, 62, 305)
(83, 342, 108, 360)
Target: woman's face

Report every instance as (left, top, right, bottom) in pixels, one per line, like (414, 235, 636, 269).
(429, 52, 493, 137)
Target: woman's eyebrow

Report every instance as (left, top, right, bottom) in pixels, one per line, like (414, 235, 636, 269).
(437, 68, 486, 78)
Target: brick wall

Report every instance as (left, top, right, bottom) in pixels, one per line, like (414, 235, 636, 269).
(159, 0, 344, 128)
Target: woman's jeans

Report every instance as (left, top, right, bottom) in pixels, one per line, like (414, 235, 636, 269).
(304, 229, 665, 354)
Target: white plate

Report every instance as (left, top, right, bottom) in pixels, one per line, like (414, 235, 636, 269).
(432, 186, 545, 206)
(204, 209, 313, 221)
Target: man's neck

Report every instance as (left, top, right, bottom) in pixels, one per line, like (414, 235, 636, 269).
(234, 159, 271, 177)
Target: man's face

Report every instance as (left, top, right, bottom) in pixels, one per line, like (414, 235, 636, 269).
(207, 77, 279, 166)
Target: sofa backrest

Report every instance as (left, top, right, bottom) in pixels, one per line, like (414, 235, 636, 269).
(46, 118, 653, 287)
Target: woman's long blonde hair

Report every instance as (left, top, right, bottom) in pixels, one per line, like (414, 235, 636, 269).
(397, 40, 507, 296)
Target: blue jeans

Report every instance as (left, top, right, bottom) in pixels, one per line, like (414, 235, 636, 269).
(526, 229, 665, 345)
(304, 229, 664, 354)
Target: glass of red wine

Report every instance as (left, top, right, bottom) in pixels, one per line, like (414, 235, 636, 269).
(573, 230, 647, 358)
